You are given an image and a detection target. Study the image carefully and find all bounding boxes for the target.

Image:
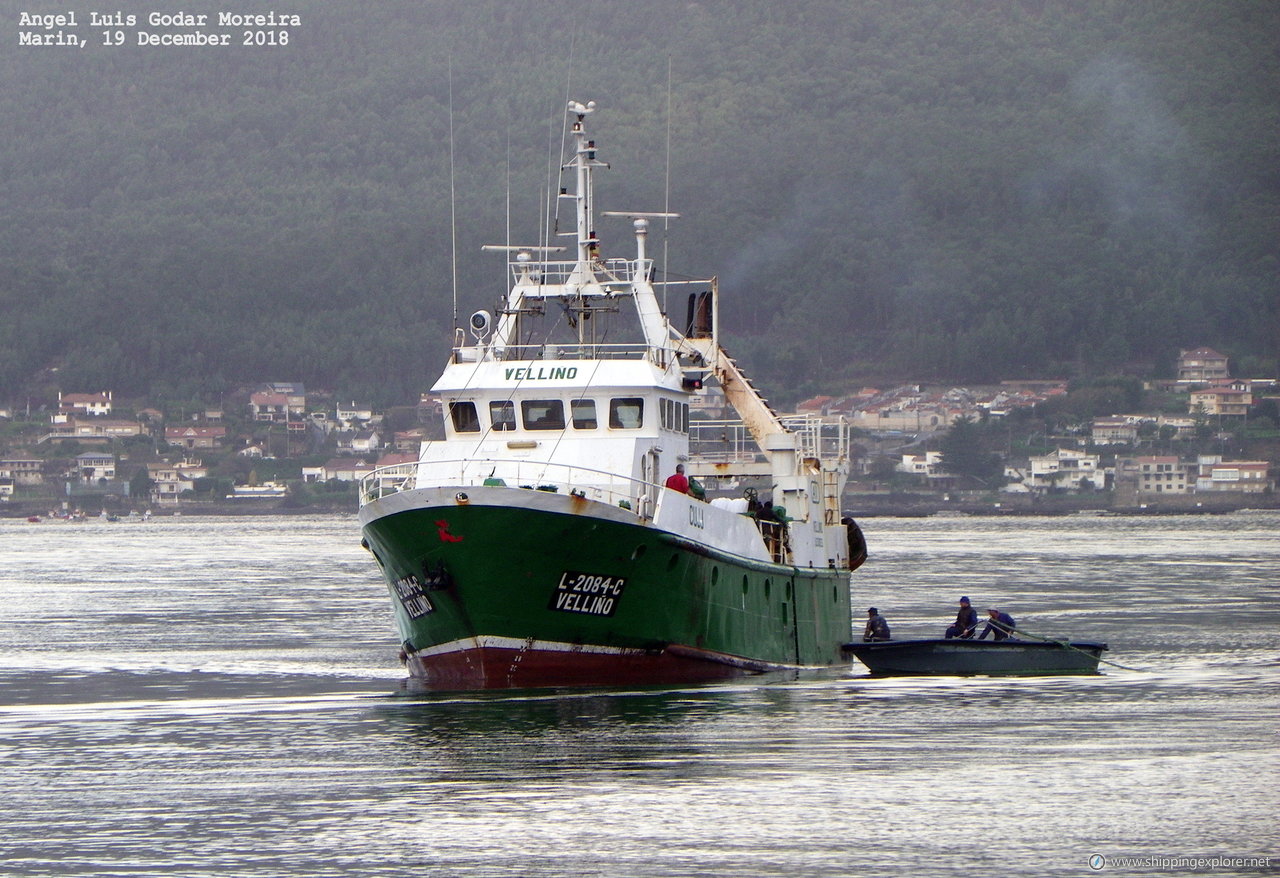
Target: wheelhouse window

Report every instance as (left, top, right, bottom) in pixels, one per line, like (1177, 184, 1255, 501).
(659, 399, 690, 433)
(571, 399, 597, 430)
(449, 401, 480, 433)
(609, 397, 644, 429)
(521, 399, 566, 430)
(489, 400, 517, 431)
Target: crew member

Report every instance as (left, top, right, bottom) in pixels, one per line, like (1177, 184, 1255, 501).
(945, 596, 978, 639)
(863, 607, 891, 642)
(979, 608, 1017, 641)
(664, 464, 689, 494)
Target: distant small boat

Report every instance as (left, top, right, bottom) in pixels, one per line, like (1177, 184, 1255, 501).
(843, 638, 1108, 676)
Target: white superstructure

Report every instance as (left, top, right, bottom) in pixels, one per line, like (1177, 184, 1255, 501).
(363, 100, 855, 570)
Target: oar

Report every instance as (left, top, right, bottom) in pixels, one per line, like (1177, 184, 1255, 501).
(1011, 625, 1145, 672)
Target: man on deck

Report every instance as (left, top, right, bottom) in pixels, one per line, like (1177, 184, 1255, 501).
(979, 608, 1017, 641)
(945, 596, 978, 639)
(863, 607, 891, 642)
(664, 464, 689, 494)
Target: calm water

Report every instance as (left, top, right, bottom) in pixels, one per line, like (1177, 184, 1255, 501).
(0, 512, 1276, 877)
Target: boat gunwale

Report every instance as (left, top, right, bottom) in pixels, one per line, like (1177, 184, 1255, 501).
(842, 638, 1109, 653)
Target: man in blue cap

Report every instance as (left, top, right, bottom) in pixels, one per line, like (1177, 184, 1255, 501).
(945, 596, 978, 639)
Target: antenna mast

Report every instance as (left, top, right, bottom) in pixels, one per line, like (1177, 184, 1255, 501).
(664, 55, 673, 313)
(448, 57, 458, 331)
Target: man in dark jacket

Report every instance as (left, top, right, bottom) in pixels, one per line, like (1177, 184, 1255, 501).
(863, 607, 891, 642)
(945, 596, 978, 639)
(979, 608, 1017, 641)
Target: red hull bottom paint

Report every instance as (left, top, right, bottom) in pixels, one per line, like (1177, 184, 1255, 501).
(405, 645, 776, 691)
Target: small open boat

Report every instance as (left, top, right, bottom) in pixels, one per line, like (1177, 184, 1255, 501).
(842, 638, 1108, 677)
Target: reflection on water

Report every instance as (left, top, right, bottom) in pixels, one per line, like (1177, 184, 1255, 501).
(0, 513, 1276, 876)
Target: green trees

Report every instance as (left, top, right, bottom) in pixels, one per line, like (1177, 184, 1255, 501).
(2, 2, 1277, 406)
(939, 417, 1003, 485)
(128, 467, 153, 501)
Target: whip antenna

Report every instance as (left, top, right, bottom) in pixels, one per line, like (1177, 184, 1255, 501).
(449, 56, 459, 332)
(664, 55, 673, 313)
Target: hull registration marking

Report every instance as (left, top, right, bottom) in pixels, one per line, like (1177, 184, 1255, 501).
(549, 570, 627, 617)
(393, 574, 435, 619)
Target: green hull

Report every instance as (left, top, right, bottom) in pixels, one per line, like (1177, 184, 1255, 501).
(360, 487, 853, 689)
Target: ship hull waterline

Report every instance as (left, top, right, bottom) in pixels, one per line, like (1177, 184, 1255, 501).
(360, 486, 855, 690)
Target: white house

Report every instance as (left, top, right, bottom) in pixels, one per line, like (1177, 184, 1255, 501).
(147, 462, 184, 504)
(1091, 418, 1138, 445)
(1025, 448, 1101, 492)
(336, 401, 376, 427)
(320, 458, 376, 482)
(351, 430, 382, 453)
(75, 452, 116, 483)
(1195, 456, 1272, 493)
(898, 451, 943, 476)
(58, 391, 113, 417)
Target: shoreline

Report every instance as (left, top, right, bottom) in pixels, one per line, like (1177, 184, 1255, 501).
(5, 492, 1277, 519)
(846, 491, 1280, 517)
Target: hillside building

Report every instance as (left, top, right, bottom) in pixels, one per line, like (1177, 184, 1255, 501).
(1091, 418, 1138, 445)
(75, 452, 116, 483)
(1195, 456, 1272, 493)
(0, 459, 43, 485)
(165, 425, 226, 449)
(1025, 448, 1102, 492)
(1176, 347, 1230, 384)
(1117, 456, 1193, 495)
(57, 391, 114, 418)
(1188, 388, 1252, 417)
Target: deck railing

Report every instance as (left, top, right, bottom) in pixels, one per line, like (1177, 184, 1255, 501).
(506, 257, 642, 286)
(687, 414, 850, 467)
(359, 456, 664, 517)
(453, 342, 657, 363)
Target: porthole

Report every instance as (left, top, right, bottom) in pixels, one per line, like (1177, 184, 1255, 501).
(742, 576, 749, 595)
(667, 553, 679, 572)
(632, 544, 648, 561)
(710, 567, 719, 585)
(764, 579, 772, 599)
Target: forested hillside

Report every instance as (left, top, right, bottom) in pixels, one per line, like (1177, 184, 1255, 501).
(2, 0, 1277, 407)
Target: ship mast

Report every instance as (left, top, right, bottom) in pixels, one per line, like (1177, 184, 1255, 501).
(565, 100, 603, 273)
(486, 101, 674, 356)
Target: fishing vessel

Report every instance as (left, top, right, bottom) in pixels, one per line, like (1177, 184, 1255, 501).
(358, 100, 864, 689)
